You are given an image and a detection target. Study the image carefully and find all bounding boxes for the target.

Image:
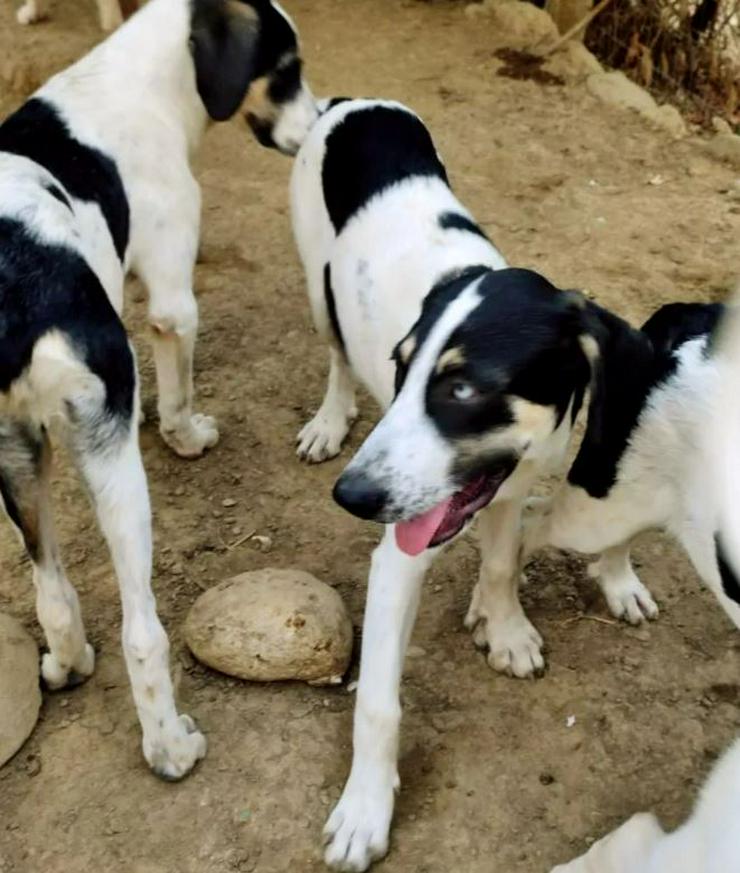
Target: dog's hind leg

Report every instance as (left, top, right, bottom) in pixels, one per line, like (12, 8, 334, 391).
(324, 527, 433, 871)
(522, 497, 659, 625)
(67, 381, 206, 779)
(132, 174, 218, 460)
(466, 498, 545, 679)
(588, 543, 658, 625)
(297, 262, 357, 463)
(0, 419, 95, 688)
(297, 346, 357, 463)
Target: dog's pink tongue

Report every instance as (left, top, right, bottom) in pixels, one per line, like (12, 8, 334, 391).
(395, 499, 451, 556)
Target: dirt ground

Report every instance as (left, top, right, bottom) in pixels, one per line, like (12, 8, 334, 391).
(0, 1, 739, 872)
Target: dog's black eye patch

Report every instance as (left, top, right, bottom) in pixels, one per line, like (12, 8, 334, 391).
(426, 371, 513, 437)
(268, 56, 302, 104)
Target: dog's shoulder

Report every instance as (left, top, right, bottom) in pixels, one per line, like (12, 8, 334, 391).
(0, 97, 130, 262)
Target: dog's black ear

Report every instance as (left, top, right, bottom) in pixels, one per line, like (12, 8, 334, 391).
(568, 299, 655, 499)
(190, 0, 260, 122)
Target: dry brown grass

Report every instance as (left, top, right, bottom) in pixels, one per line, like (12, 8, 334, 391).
(586, 0, 740, 126)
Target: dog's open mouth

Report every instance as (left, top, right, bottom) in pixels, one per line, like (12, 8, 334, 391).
(395, 470, 510, 557)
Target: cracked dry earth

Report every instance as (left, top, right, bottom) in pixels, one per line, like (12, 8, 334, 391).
(0, 1, 739, 872)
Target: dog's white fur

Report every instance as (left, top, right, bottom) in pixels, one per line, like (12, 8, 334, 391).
(1, 0, 315, 777)
(552, 738, 740, 873)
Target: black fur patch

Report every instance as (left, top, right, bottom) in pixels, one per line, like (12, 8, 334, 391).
(324, 263, 345, 353)
(323, 97, 351, 111)
(268, 55, 302, 104)
(425, 269, 591, 439)
(0, 98, 130, 261)
(715, 533, 740, 604)
(44, 182, 72, 212)
(641, 302, 724, 355)
(568, 300, 722, 499)
(438, 211, 489, 241)
(0, 218, 134, 419)
(322, 104, 449, 234)
(249, 0, 298, 80)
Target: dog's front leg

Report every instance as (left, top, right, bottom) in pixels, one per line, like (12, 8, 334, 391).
(134, 188, 219, 459)
(324, 526, 433, 872)
(465, 498, 545, 678)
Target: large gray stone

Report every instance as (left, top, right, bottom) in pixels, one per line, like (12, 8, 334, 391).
(185, 569, 353, 685)
(0, 613, 41, 767)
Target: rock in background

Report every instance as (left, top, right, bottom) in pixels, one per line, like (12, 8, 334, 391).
(0, 613, 41, 767)
(185, 569, 353, 686)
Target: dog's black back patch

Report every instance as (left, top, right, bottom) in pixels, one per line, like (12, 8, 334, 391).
(715, 533, 740, 605)
(438, 211, 489, 242)
(0, 218, 134, 419)
(322, 104, 449, 234)
(568, 301, 721, 499)
(0, 98, 130, 262)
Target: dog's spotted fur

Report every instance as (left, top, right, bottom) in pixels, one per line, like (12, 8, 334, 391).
(0, 0, 315, 779)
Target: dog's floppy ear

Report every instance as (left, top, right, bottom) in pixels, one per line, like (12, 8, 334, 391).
(568, 298, 655, 498)
(190, 0, 260, 122)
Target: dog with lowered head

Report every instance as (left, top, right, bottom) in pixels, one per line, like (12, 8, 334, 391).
(292, 97, 740, 871)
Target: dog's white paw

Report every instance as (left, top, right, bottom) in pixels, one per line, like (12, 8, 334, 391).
(143, 714, 207, 781)
(466, 589, 544, 678)
(323, 777, 395, 871)
(16, 0, 42, 23)
(484, 614, 545, 678)
(42, 643, 95, 690)
(591, 562, 659, 625)
(296, 408, 355, 463)
(161, 413, 219, 459)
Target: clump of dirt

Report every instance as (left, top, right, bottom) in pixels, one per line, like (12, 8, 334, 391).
(495, 47, 566, 85)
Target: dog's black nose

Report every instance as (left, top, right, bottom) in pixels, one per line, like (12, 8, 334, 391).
(333, 472, 388, 521)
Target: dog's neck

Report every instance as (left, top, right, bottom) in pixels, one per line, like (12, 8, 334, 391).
(568, 302, 658, 499)
(48, 0, 208, 156)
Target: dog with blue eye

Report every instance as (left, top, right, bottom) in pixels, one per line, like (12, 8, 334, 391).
(291, 97, 740, 871)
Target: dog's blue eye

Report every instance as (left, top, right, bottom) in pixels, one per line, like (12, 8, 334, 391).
(451, 382, 477, 402)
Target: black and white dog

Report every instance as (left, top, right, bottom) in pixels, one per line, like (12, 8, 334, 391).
(551, 299, 740, 873)
(291, 99, 740, 870)
(0, 0, 315, 779)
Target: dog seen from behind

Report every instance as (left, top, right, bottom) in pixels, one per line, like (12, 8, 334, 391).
(0, 0, 316, 778)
